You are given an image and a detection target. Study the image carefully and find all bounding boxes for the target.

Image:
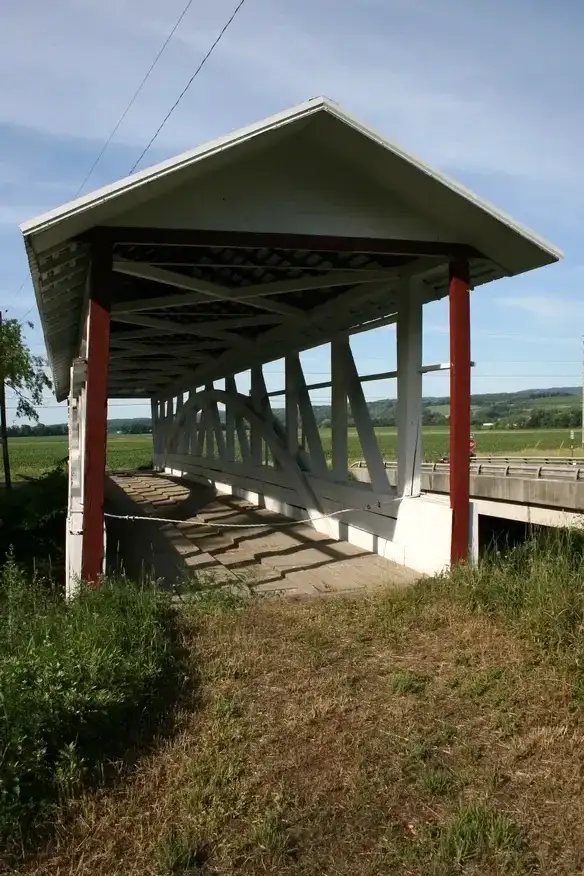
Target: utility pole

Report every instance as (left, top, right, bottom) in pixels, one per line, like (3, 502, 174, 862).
(0, 312, 11, 489)
(581, 335, 584, 449)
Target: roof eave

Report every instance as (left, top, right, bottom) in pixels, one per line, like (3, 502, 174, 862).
(320, 102, 564, 268)
(19, 97, 331, 250)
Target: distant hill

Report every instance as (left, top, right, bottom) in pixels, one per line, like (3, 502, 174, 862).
(6, 387, 582, 438)
(108, 418, 152, 434)
(305, 387, 582, 430)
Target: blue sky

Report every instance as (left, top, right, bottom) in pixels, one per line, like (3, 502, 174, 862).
(1, 0, 583, 424)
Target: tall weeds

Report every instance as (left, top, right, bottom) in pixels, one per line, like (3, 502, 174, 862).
(445, 528, 584, 669)
(0, 558, 179, 855)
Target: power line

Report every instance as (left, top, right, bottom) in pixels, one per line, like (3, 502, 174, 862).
(130, 0, 248, 172)
(75, 0, 195, 196)
(5, 281, 31, 319)
(5, 0, 197, 318)
(12, 0, 247, 324)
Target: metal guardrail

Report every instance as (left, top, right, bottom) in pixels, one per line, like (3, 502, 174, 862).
(473, 456, 584, 466)
(349, 459, 584, 481)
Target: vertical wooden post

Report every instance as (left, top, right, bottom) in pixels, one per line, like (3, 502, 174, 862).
(331, 337, 348, 481)
(150, 399, 159, 468)
(250, 367, 264, 465)
(449, 260, 471, 565)
(0, 312, 12, 490)
(175, 393, 184, 454)
(225, 377, 235, 461)
(397, 282, 423, 497)
(285, 356, 299, 458)
(81, 240, 111, 586)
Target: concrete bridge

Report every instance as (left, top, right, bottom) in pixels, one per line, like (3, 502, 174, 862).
(350, 460, 584, 535)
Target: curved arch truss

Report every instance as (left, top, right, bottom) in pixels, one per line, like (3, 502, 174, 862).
(150, 338, 454, 577)
(151, 346, 401, 545)
(165, 385, 323, 516)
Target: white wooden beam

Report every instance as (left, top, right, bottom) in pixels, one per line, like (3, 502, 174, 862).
(196, 405, 207, 457)
(162, 278, 399, 394)
(109, 374, 170, 385)
(223, 376, 249, 464)
(172, 393, 184, 455)
(288, 354, 328, 478)
(237, 269, 402, 298)
(113, 308, 281, 332)
(225, 375, 235, 461)
(331, 336, 348, 482)
(111, 312, 252, 346)
(285, 356, 299, 459)
(159, 258, 444, 399)
(112, 261, 304, 318)
(204, 384, 215, 459)
(207, 395, 226, 461)
(250, 367, 265, 466)
(186, 397, 199, 454)
(163, 399, 174, 458)
(341, 341, 391, 494)
(110, 333, 226, 350)
(397, 281, 423, 497)
(110, 347, 171, 360)
(114, 260, 398, 296)
(151, 399, 161, 466)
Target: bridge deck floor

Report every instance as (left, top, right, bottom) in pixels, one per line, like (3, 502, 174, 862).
(105, 471, 419, 598)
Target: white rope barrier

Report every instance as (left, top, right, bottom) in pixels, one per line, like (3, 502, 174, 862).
(104, 499, 393, 530)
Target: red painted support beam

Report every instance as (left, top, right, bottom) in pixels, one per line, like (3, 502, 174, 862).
(449, 260, 471, 565)
(81, 245, 111, 586)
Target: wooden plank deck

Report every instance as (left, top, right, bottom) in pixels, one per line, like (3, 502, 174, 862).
(105, 472, 419, 598)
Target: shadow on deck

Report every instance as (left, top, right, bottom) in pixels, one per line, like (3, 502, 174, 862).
(105, 471, 419, 598)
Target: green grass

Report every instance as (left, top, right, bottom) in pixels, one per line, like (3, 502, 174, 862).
(156, 825, 208, 875)
(391, 668, 428, 694)
(18, 532, 584, 875)
(318, 426, 582, 461)
(0, 463, 69, 589)
(445, 529, 584, 668)
(0, 559, 178, 859)
(2, 426, 581, 485)
(433, 804, 525, 871)
(0, 434, 153, 481)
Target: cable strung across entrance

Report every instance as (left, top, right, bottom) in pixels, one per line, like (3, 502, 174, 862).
(104, 497, 392, 529)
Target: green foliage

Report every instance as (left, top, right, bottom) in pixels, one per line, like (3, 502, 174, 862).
(391, 669, 427, 694)
(432, 804, 525, 870)
(0, 463, 68, 570)
(0, 318, 51, 422)
(0, 435, 153, 482)
(156, 826, 208, 874)
(0, 562, 178, 853)
(441, 529, 584, 686)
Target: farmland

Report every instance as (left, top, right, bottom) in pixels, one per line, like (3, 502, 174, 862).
(2, 426, 583, 482)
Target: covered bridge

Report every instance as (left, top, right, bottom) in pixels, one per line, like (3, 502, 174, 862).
(19, 97, 561, 593)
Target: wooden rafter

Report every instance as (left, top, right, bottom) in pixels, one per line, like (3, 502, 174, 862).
(112, 262, 305, 318)
(99, 226, 482, 260)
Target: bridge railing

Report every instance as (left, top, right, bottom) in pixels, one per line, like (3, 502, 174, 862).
(349, 459, 584, 481)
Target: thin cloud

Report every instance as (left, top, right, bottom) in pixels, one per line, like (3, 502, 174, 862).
(501, 296, 584, 325)
(0, 0, 580, 186)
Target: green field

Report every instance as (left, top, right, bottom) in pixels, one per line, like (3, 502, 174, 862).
(1, 435, 153, 481)
(3, 427, 584, 482)
(319, 426, 584, 462)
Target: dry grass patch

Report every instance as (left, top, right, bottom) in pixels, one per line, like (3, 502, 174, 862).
(10, 582, 584, 875)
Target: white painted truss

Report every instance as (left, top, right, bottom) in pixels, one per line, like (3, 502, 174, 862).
(152, 324, 454, 575)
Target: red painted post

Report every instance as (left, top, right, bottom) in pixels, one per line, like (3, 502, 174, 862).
(449, 260, 471, 565)
(81, 243, 111, 586)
